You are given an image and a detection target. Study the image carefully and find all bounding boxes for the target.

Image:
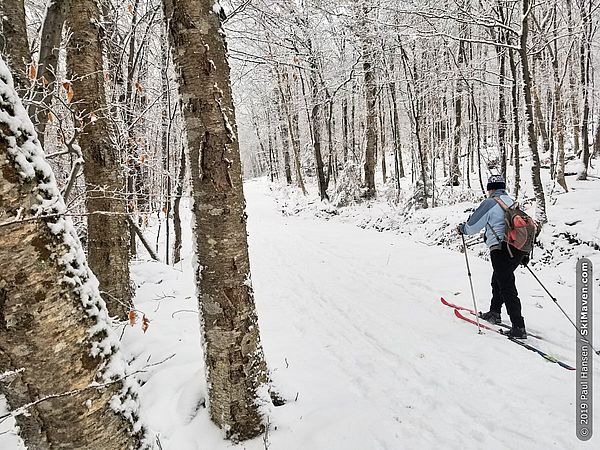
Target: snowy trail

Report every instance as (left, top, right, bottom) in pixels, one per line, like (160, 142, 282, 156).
(243, 179, 596, 450)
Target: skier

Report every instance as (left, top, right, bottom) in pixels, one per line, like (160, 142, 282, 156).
(457, 174, 528, 339)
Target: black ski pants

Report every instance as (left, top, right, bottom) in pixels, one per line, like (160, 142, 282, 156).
(489, 242, 525, 328)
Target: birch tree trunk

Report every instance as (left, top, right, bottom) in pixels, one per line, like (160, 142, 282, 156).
(163, 0, 270, 440)
(0, 57, 138, 450)
(66, 0, 132, 319)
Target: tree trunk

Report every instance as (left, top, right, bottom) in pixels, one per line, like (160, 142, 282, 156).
(301, 45, 328, 201)
(593, 115, 600, 159)
(566, 0, 581, 156)
(550, 9, 568, 192)
(452, 35, 465, 186)
(531, 60, 550, 157)
(266, 110, 276, 182)
(276, 69, 306, 194)
(66, 0, 132, 319)
(341, 97, 349, 163)
(0, 0, 30, 93)
(389, 78, 405, 179)
(508, 47, 521, 197)
(0, 57, 139, 450)
(360, 6, 377, 198)
(520, 0, 547, 223)
(496, 45, 508, 177)
(173, 145, 186, 264)
(163, 0, 270, 440)
(577, 0, 592, 180)
(28, 0, 68, 147)
(275, 85, 293, 184)
(378, 91, 387, 183)
(400, 44, 428, 208)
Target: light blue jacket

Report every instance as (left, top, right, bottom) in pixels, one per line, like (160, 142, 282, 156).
(460, 190, 514, 249)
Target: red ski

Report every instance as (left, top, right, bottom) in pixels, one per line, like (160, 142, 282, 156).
(451, 308, 575, 371)
(440, 297, 476, 315)
(440, 297, 543, 340)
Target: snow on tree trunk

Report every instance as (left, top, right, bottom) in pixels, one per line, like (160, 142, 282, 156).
(0, 57, 141, 450)
(162, 0, 270, 440)
(65, 0, 132, 319)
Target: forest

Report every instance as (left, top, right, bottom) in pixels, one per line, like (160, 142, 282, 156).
(0, 0, 599, 449)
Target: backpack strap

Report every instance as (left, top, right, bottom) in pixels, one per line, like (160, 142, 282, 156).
(491, 197, 514, 257)
(493, 197, 510, 210)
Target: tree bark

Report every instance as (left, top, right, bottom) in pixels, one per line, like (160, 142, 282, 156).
(66, 0, 132, 319)
(0, 57, 138, 450)
(0, 0, 30, 93)
(163, 0, 270, 440)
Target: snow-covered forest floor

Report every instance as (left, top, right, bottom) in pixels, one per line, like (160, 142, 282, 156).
(2, 167, 599, 449)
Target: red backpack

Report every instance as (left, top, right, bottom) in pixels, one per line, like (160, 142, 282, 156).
(494, 198, 538, 254)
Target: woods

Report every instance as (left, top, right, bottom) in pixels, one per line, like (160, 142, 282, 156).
(1, 0, 599, 447)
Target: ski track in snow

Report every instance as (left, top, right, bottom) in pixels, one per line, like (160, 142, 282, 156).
(1, 178, 598, 450)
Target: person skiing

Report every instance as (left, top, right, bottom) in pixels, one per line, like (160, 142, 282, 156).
(457, 174, 528, 339)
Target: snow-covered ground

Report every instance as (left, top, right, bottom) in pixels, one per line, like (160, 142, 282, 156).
(2, 175, 599, 449)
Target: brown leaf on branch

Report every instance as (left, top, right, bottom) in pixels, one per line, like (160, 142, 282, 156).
(135, 81, 144, 92)
(28, 63, 37, 80)
(142, 315, 149, 333)
(128, 311, 136, 327)
(47, 112, 55, 123)
(63, 82, 74, 103)
(128, 4, 134, 14)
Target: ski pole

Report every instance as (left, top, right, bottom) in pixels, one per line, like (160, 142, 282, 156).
(461, 233, 482, 334)
(525, 265, 600, 356)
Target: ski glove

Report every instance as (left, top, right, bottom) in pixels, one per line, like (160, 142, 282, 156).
(456, 223, 465, 235)
(521, 254, 530, 267)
